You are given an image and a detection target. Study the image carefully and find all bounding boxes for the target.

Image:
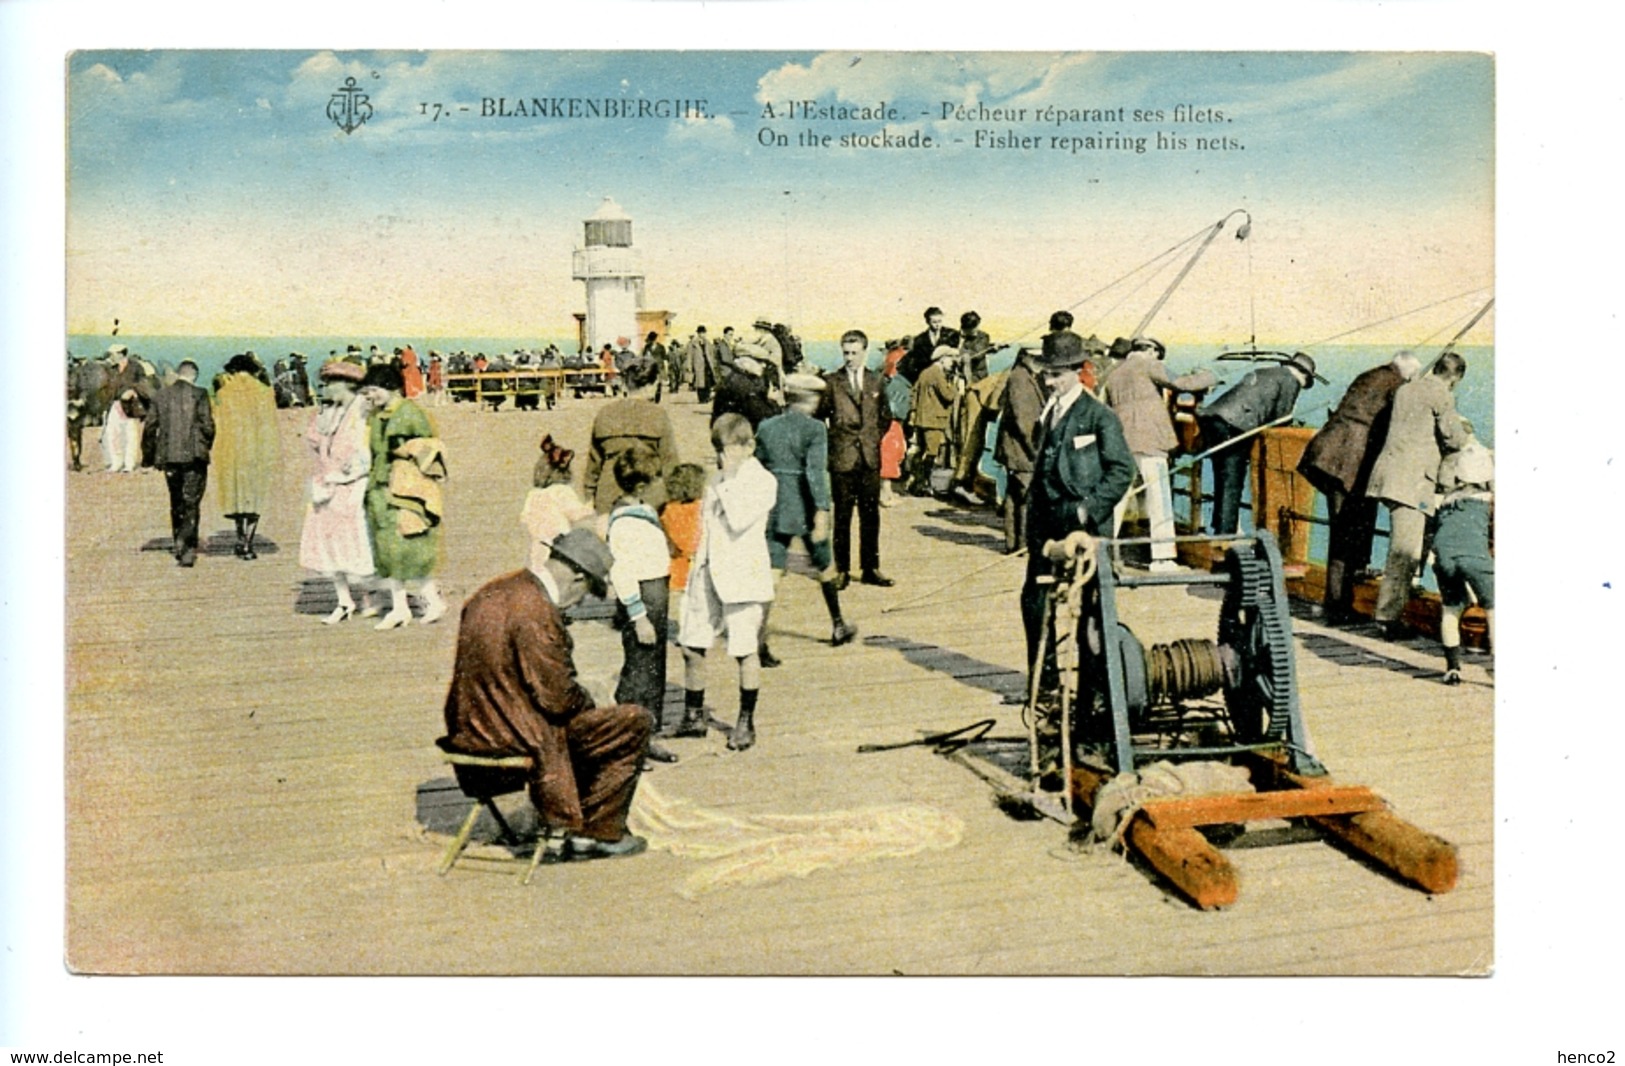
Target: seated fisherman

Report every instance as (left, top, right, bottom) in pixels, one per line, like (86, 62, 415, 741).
(438, 528, 652, 860)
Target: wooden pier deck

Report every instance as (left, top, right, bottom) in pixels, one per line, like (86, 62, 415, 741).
(64, 393, 1492, 976)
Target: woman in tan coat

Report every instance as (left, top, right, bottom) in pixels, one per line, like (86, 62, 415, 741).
(212, 353, 281, 560)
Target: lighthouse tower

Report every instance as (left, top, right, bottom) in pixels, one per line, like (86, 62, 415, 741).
(571, 197, 644, 354)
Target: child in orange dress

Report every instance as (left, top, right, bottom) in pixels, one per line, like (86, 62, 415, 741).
(660, 463, 707, 594)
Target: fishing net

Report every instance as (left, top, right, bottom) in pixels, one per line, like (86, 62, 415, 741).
(628, 780, 965, 899)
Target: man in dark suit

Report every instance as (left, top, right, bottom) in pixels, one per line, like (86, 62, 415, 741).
(1297, 350, 1420, 623)
(1020, 332, 1137, 672)
(439, 528, 651, 860)
(1198, 352, 1316, 535)
(144, 360, 216, 567)
(819, 329, 896, 588)
(898, 306, 959, 385)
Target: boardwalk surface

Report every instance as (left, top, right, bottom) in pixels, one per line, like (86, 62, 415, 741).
(65, 392, 1492, 975)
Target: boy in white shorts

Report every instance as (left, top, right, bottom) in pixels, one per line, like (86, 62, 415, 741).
(676, 413, 779, 751)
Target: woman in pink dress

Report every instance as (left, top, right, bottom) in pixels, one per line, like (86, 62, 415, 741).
(298, 359, 375, 623)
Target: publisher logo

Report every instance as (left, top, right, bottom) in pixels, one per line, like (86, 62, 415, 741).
(326, 76, 373, 135)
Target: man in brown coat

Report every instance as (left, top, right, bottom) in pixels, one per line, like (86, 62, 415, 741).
(994, 346, 1045, 553)
(1297, 350, 1420, 623)
(439, 528, 651, 858)
(583, 358, 680, 513)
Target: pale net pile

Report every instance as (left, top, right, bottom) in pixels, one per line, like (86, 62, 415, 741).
(629, 780, 965, 899)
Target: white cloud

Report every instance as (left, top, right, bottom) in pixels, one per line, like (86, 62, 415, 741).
(667, 112, 737, 148)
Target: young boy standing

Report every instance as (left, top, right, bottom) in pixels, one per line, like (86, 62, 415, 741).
(606, 442, 679, 762)
(676, 413, 780, 751)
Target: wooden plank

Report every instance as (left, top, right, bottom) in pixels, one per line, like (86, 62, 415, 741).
(1126, 817, 1238, 910)
(1139, 785, 1386, 829)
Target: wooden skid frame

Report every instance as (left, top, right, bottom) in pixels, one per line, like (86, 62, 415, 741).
(1072, 753, 1458, 910)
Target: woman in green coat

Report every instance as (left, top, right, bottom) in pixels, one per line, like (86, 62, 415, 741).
(359, 363, 448, 629)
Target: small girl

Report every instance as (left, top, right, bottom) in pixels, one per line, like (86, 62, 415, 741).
(521, 434, 594, 573)
(661, 462, 708, 602)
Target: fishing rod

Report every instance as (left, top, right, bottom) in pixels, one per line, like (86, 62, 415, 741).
(1439, 297, 1494, 356)
(984, 210, 1249, 357)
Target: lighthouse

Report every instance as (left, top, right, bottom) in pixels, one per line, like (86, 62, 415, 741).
(571, 197, 645, 355)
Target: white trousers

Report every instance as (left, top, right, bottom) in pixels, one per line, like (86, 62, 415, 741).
(1112, 453, 1177, 562)
(102, 404, 142, 472)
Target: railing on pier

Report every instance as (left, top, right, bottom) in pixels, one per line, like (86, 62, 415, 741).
(443, 368, 617, 405)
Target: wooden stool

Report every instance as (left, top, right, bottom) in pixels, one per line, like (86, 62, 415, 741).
(437, 750, 553, 884)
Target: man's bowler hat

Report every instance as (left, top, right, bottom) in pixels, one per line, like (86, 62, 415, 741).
(1040, 331, 1087, 370)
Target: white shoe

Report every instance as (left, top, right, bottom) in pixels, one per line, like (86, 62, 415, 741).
(375, 609, 411, 631)
(322, 604, 354, 625)
(418, 597, 447, 625)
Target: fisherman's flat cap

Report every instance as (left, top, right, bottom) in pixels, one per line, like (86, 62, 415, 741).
(784, 372, 826, 395)
(319, 359, 366, 383)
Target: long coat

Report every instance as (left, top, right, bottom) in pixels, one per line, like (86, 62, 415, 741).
(146, 378, 215, 465)
(212, 373, 280, 516)
(1026, 389, 1137, 548)
(755, 407, 832, 536)
(583, 398, 679, 513)
(685, 336, 715, 391)
(689, 457, 778, 605)
(365, 398, 441, 580)
(439, 570, 648, 836)
(818, 366, 893, 473)
(1297, 362, 1407, 497)
(1365, 374, 1471, 513)
(994, 356, 1046, 477)
(911, 362, 958, 432)
(299, 396, 373, 576)
(1202, 365, 1303, 434)
(1105, 351, 1217, 457)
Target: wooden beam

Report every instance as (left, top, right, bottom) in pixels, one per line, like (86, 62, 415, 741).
(1311, 810, 1459, 895)
(1139, 786, 1386, 829)
(1235, 750, 1458, 895)
(1127, 817, 1238, 910)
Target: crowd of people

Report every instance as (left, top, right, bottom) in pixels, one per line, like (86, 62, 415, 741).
(69, 307, 1493, 861)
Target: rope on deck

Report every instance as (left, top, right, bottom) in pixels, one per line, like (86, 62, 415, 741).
(628, 781, 964, 899)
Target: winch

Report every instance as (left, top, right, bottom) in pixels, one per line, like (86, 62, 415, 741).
(1021, 530, 1457, 909)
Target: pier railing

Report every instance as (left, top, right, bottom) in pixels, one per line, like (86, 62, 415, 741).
(443, 367, 617, 404)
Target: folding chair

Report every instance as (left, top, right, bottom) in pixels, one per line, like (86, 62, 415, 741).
(436, 749, 555, 884)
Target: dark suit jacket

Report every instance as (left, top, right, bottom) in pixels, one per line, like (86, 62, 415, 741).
(1297, 363, 1406, 497)
(819, 366, 893, 473)
(146, 379, 215, 465)
(1026, 389, 1137, 548)
(1202, 365, 1303, 434)
(440, 570, 597, 831)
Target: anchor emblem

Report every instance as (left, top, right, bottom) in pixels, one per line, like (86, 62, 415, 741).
(326, 76, 373, 135)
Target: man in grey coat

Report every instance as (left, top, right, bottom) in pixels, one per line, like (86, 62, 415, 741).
(1297, 350, 1421, 623)
(1198, 353, 1316, 535)
(1365, 352, 1471, 636)
(145, 360, 216, 567)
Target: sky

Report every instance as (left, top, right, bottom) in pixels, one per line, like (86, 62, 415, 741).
(66, 50, 1493, 344)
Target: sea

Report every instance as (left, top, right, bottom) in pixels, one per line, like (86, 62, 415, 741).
(68, 332, 1492, 580)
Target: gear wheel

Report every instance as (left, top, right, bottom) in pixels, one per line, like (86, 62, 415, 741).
(1217, 542, 1296, 743)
